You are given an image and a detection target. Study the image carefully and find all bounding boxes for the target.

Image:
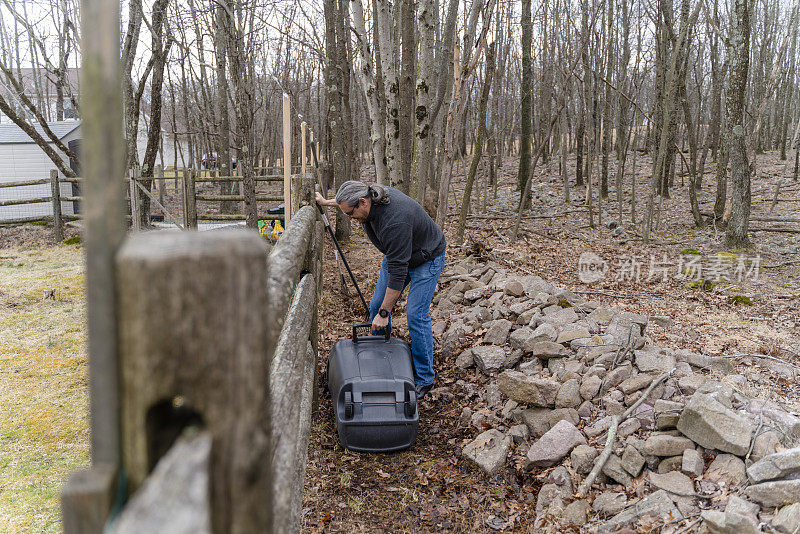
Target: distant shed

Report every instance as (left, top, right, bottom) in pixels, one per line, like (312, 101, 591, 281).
(0, 120, 80, 222)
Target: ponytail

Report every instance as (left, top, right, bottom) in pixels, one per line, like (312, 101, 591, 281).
(368, 184, 390, 205)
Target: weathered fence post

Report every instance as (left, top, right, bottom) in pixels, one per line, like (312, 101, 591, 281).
(50, 169, 63, 241)
(181, 169, 189, 229)
(283, 94, 291, 224)
(129, 170, 141, 232)
(187, 169, 197, 228)
(290, 173, 315, 218)
(301, 121, 307, 176)
(115, 229, 272, 533)
(156, 164, 164, 213)
(61, 0, 127, 529)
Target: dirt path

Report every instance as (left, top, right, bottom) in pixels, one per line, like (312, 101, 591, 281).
(301, 151, 800, 533)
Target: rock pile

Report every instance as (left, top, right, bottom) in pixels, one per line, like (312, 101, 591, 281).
(433, 256, 800, 532)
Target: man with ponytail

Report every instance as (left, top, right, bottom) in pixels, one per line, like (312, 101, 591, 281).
(316, 180, 446, 400)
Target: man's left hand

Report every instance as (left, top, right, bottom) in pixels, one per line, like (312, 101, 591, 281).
(372, 313, 389, 332)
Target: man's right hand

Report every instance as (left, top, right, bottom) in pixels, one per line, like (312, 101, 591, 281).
(315, 192, 332, 207)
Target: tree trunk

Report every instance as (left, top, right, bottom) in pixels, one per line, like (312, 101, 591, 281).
(139, 0, 172, 228)
(350, 0, 388, 185)
(398, 0, 415, 195)
(414, 0, 436, 205)
(215, 2, 235, 214)
(456, 43, 495, 243)
(725, 0, 752, 248)
(517, 0, 532, 207)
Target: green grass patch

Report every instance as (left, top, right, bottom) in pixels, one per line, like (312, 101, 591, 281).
(680, 248, 701, 255)
(729, 295, 757, 305)
(0, 245, 89, 532)
(61, 236, 82, 246)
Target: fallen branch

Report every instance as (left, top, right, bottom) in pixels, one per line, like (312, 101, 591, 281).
(577, 369, 675, 496)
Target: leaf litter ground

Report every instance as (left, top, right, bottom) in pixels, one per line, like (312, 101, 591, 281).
(302, 150, 799, 533)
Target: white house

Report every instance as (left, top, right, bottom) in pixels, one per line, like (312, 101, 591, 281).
(0, 120, 80, 222)
(0, 120, 190, 222)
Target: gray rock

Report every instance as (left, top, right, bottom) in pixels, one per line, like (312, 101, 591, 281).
(508, 301, 533, 317)
(577, 400, 594, 419)
(504, 348, 523, 368)
(677, 393, 754, 456)
(470, 411, 487, 429)
(588, 307, 616, 325)
(750, 430, 781, 463)
(536, 483, 567, 518)
(654, 399, 684, 414)
(561, 499, 589, 526)
(701, 510, 760, 534)
(530, 341, 568, 359)
(642, 434, 696, 457)
(773, 503, 800, 534)
(619, 373, 656, 395)
(556, 327, 590, 345)
(483, 319, 513, 346)
(516, 308, 539, 325)
(618, 417, 641, 439)
(455, 348, 474, 369)
(746, 400, 800, 440)
(526, 420, 587, 468)
(706, 454, 747, 487)
(509, 327, 536, 352)
(571, 444, 597, 474)
(602, 454, 633, 486)
(504, 279, 525, 297)
(602, 365, 633, 394)
(483, 381, 504, 409)
(543, 307, 579, 326)
(657, 455, 685, 473)
(509, 424, 529, 444)
(519, 359, 543, 375)
(621, 444, 646, 477)
(519, 407, 580, 438)
(674, 349, 733, 374)
(497, 371, 560, 406)
(585, 416, 613, 439)
(472, 346, 507, 373)
(682, 449, 704, 477)
(725, 495, 759, 517)
(597, 490, 681, 533)
(746, 480, 800, 507)
(678, 374, 706, 395)
(580, 375, 602, 400)
(696, 381, 735, 408)
(592, 491, 627, 517)
(655, 399, 684, 429)
(648, 470, 695, 496)
(635, 347, 676, 373)
(555, 379, 582, 409)
(547, 357, 566, 376)
(747, 447, 800, 484)
(462, 429, 512, 476)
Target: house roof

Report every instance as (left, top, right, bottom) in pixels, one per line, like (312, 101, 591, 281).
(0, 67, 80, 99)
(0, 120, 80, 144)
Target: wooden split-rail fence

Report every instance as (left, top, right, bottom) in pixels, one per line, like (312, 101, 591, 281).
(59, 1, 328, 528)
(61, 174, 325, 533)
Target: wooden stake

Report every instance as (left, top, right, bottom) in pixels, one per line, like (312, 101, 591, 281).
(301, 121, 307, 176)
(50, 169, 63, 241)
(283, 94, 291, 224)
(129, 170, 141, 232)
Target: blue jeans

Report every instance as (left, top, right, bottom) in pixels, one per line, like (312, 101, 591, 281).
(370, 252, 445, 387)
